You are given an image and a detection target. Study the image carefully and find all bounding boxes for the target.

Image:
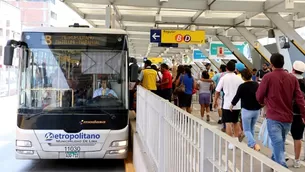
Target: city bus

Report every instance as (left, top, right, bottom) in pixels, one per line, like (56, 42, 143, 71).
(4, 25, 134, 159)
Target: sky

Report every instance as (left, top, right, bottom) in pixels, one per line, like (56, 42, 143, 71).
(55, 0, 90, 27)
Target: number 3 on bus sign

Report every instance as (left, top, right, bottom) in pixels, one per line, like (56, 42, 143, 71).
(45, 35, 52, 45)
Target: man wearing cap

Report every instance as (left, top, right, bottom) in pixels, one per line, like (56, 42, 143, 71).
(235, 62, 246, 77)
(290, 60, 305, 168)
(256, 53, 305, 167)
(136, 60, 158, 93)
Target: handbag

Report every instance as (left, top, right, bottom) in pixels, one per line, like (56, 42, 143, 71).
(174, 75, 185, 94)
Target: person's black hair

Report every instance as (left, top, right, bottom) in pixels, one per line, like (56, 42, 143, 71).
(295, 70, 303, 75)
(229, 59, 237, 64)
(240, 69, 252, 80)
(145, 60, 152, 66)
(220, 64, 226, 72)
(205, 63, 211, 67)
(202, 71, 210, 79)
(252, 68, 257, 72)
(161, 63, 168, 70)
(184, 67, 192, 78)
(188, 65, 192, 69)
(226, 61, 235, 72)
(151, 65, 158, 71)
(270, 53, 284, 68)
(176, 65, 185, 80)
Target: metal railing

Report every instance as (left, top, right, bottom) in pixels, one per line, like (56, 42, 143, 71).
(136, 86, 292, 172)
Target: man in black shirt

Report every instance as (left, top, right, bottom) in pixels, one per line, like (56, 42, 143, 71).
(256, 63, 270, 83)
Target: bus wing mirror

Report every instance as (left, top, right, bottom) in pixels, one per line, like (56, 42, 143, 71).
(4, 45, 14, 66)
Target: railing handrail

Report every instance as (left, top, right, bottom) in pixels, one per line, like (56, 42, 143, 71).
(136, 86, 292, 172)
(166, 101, 290, 171)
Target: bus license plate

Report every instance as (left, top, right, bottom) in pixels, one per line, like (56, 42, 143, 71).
(65, 151, 80, 159)
(65, 146, 80, 159)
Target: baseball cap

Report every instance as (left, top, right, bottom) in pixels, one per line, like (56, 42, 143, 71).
(293, 60, 305, 73)
(235, 62, 246, 72)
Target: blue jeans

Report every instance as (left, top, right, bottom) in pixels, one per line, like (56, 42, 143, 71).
(241, 109, 259, 148)
(267, 119, 291, 168)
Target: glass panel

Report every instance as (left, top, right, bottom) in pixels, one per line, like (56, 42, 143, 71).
(19, 32, 128, 113)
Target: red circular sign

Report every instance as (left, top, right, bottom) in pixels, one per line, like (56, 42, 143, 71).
(184, 35, 191, 42)
(175, 34, 183, 42)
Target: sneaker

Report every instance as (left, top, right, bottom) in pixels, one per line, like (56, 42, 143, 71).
(228, 143, 234, 150)
(293, 159, 301, 168)
(206, 115, 210, 122)
(253, 144, 261, 151)
(238, 133, 245, 142)
(217, 119, 222, 124)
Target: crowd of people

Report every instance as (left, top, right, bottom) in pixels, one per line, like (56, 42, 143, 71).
(133, 54, 305, 168)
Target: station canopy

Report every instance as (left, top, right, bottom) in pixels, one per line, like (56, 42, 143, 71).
(62, 0, 305, 60)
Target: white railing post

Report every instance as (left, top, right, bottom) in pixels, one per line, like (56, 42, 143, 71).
(200, 127, 214, 172)
(158, 100, 166, 172)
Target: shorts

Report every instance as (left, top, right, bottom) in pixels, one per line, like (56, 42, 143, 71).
(222, 109, 240, 123)
(199, 93, 210, 105)
(291, 115, 305, 140)
(178, 93, 192, 108)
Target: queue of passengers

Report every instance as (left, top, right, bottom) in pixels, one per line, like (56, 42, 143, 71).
(208, 54, 305, 168)
(134, 55, 305, 168)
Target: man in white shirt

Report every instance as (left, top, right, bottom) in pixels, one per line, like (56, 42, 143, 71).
(214, 61, 243, 149)
(93, 79, 118, 98)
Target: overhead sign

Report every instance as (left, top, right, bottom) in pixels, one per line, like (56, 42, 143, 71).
(150, 29, 161, 43)
(148, 57, 163, 64)
(150, 29, 205, 44)
(162, 30, 205, 44)
(209, 42, 252, 61)
(193, 49, 207, 62)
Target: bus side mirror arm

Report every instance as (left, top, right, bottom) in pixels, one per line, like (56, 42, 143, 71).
(4, 40, 29, 66)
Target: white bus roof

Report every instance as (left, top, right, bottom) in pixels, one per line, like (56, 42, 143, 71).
(22, 27, 127, 35)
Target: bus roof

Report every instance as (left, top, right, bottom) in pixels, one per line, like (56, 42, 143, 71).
(22, 27, 128, 35)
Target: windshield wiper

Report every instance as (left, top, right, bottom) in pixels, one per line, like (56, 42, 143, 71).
(99, 108, 117, 120)
(25, 112, 46, 120)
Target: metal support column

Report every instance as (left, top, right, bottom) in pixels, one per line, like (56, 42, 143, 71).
(196, 45, 221, 71)
(105, 5, 112, 28)
(216, 35, 254, 70)
(235, 27, 271, 63)
(264, 12, 305, 55)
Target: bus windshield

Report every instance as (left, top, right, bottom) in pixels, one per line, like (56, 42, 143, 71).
(18, 32, 128, 113)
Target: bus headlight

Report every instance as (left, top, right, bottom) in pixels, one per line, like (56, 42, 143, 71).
(16, 140, 32, 147)
(16, 150, 34, 154)
(108, 149, 126, 154)
(111, 140, 127, 147)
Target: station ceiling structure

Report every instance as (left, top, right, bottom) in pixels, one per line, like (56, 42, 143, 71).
(61, 0, 305, 60)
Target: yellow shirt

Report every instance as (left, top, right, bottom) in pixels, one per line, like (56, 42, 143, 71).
(142, 69, 157, 90)
(209, 72, 215, 79)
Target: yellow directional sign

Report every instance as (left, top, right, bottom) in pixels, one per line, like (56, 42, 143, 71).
(161, 30, 205, 44)
(148, 57, 163, 64)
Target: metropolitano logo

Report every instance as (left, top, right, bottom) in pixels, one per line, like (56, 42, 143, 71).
(45, 132, 54, 141)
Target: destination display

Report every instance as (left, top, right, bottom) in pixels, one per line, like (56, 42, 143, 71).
(23, 32, 127, 50)
(43, 35, 106, 46)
